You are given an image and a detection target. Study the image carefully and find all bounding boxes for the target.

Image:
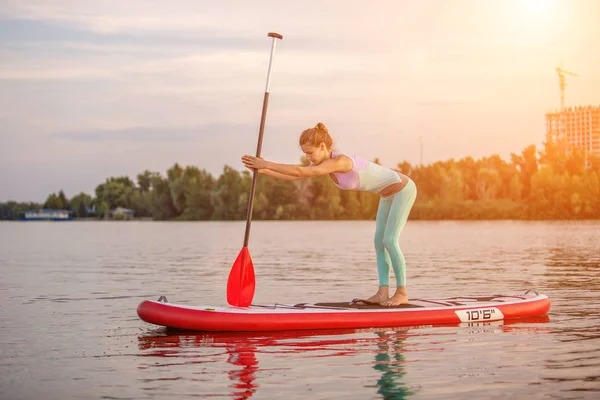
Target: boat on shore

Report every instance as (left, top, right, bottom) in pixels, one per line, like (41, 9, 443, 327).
(19, 209, 73, 221)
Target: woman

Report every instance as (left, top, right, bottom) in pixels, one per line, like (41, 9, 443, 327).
(241, 123, 417, 306)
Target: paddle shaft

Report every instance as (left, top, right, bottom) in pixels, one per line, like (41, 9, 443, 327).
(243, 33, 282, 247)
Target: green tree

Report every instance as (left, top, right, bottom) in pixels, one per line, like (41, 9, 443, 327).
(137, 170, 158, 192)
(508, 174, 523, 202)
(150, 174, 178, 220)
(182, 170, 215, 220)
(457, 156, 478, 201)
(70, 192, 92, 218)
(129, 190, 152, 218)
(530, 167, 570, 219)
(44, 193, 64, 210)
(306, 175, 342, 219)
(95, 177, 136, 210)
(439, 165, 464, 203)
(96, 201, 109, 218)
(211, 165, 249, 220)
(166, 163, 186, 214)
(510, 144, 538, 200)
(339, 190, 362, 219)
(58, 190, 69, 210)
(476, 168, 501, 201)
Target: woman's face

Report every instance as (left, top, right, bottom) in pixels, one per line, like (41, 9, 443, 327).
(301, 142, 328, 165)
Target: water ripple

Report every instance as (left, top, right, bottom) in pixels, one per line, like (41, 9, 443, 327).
(1, 220, 599, 399)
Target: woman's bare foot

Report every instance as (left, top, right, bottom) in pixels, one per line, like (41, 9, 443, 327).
(380, 286, 408, 307)
(353, 286, 389, 305)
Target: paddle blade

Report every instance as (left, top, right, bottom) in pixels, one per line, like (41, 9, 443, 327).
(227, 246, 256, 307)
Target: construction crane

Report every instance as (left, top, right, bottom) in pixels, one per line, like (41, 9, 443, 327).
(556, 64, 579, 110)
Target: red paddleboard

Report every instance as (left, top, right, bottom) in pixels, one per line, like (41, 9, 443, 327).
(137, 290, 550, 332)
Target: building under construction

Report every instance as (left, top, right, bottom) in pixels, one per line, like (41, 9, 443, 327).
(545, 105, 600, 157)
(546, 106, 600, 156)
(544, 64, 600, 157)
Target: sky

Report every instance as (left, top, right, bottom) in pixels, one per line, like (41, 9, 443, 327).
(1, 0, 599, 202)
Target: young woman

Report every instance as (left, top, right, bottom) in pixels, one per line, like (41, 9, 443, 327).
(241, 123, 417, 306)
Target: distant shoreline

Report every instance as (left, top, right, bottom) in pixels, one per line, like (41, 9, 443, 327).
(2, 141, 600, 222)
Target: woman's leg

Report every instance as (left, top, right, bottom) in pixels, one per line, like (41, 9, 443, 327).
(379, 180, 417, 306)
(354, 195, 393, 304)
(375, 196, 394, 287)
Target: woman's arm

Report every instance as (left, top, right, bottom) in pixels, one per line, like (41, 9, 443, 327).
(242, 155, 352, 178)
(242, 157, 301, 180)
(258, 169, 301, 180)
(265, 157, 351, 177)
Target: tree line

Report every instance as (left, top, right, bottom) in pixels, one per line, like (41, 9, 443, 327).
(2, 140, 599, 221)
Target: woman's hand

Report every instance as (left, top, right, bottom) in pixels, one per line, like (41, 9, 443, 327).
(242, 155, 268, 170)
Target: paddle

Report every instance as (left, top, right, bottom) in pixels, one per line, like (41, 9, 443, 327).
(227, 32, 283, 307)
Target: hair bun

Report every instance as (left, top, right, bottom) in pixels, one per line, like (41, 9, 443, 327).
(299, 122, 333, 149)
(314, 122, 328, 134)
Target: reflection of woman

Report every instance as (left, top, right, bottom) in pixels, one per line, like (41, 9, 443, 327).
(137, 329, 418, 399)
(371, 330, 414, 399)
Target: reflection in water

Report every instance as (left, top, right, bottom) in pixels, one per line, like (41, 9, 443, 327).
(371, 330, 413, 400)
(138, 328, 362, 399)
(544, 245, 600, 352)
(226, 342, 259, 399)
(545, 246, 600, 273)
(137, 317, 550, 399)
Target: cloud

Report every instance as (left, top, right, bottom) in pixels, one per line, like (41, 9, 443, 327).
(0, 17, 264, 51)
(0, 1, 399, 56)
(51, 124, 255, 143)
(0, 0, 370, 36)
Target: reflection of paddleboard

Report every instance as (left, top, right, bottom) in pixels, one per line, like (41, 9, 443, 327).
(136, 290, 550, 332)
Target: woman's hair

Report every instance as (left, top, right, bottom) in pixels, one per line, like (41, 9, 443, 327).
(299, 122, 333, 149)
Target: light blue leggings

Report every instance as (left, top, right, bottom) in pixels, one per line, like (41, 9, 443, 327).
(374, 179, 417, 287)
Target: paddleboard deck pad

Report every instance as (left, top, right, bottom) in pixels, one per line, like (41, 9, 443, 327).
(137, 290, 550, 332)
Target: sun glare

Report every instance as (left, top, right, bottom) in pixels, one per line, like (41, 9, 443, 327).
(501, 0, 558, 45)
(522, 0, 553, 16)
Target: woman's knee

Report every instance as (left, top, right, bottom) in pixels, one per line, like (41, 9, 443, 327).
(374, 235, 385, 252)
(382, 235, 399, 253)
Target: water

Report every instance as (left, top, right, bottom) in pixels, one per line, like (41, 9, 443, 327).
(1, 220, 599, 399)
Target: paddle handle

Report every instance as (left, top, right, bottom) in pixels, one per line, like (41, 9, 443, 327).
(243, 32, 283, 247)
